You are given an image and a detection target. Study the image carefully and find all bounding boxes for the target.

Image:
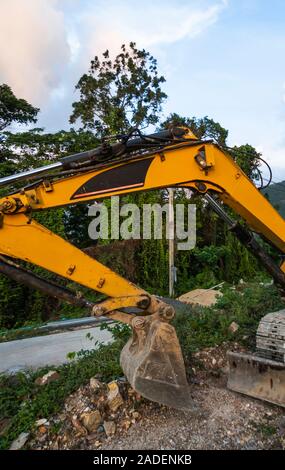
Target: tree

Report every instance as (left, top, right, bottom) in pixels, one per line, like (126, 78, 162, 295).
(162, 113, 260, 179)
(1, 127, 99, 171)
(228, 144, 261, 181)
(162, 113, 228, 146)
(0, 84, 39, 132)
(70, 42, 167, 135)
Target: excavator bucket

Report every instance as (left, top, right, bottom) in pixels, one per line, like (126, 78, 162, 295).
(120, 313, 194, 410)
(227, 351, 285, 408)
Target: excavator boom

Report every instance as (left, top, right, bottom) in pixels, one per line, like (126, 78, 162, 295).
(1, 126, 285, 409)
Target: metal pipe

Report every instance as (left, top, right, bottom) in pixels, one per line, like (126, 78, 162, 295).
(0, 128, 188, 189)
(0, 257, 94, 309)
(204, 193, 285, 289)
(0, 161, 63, 188)
(204, 193, 234, 226)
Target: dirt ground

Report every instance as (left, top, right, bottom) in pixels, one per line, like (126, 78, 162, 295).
(27, 343, 285, 451)
(101, 374, 285, 450)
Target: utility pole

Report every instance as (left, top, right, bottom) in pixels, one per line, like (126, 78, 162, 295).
(168, 188, 175, 297)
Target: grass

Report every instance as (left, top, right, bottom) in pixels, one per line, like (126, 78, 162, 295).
(173, 282, 285, 357)
(0, 324, 128, 450)
(0, 282, 284, 449)
(249, 420, 277, 437)
(0, 306, 88, 343)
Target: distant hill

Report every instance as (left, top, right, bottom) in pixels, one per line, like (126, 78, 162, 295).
(262, 181, 285, 219)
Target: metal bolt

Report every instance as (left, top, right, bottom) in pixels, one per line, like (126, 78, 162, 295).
(97, 278, 105, 288)
(92, 305, 106, 317)
(66, 264, 76, 275)
(132, 317, 146, 329)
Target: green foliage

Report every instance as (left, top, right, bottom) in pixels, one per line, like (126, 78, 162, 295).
(162, 113, 228, 146)
(173, 283, 285, 359)
(0, 69, 276, 329)
(0, 124, 99, 327)
(263, 182, 285, 218)
(0, 324, 127, 450)
(70, 42, 167, 135)
(1, 127, 99, 173)
(0, 283, 283, 449)
(228, 144, 261, 180)
(0, 84, 39, 131)
(162, 113, 261, 181)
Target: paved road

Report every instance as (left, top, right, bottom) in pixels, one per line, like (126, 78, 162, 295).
(0, 298, 189, 375)
(0, 325, 113, 374)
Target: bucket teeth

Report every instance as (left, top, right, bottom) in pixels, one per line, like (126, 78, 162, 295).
(120, 314, 194, 410)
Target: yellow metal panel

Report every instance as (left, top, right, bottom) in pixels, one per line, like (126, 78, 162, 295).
(1, 140, 285, 302)
(0, 213, 144, 298)
(5, 142, 285, 253)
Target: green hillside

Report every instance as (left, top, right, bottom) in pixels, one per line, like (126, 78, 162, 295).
(262, 182, 285, 219)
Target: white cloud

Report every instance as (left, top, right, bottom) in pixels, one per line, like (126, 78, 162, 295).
(0, 0, 228, 124)
(0, 0, 70, 105)
(82, 0, 228, 59)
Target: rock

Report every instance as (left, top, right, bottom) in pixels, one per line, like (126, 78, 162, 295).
(35, 418, 48, 427)
(221, 365, 229, 374)
(128, 387, 136, 396)
(132, 411, 140, 420)
(121, 418, 131, 431)
(38, 426, 47, 434)
(81, 410, 102, 433)
(177, 288, 222, 307)
(90, 377, 102, 390)
(229, 322, 239, 334)
(107, 381, 124, 412)
(10, 432, 30, 450)
(104, 420, 116, 437)
(35, 371, 60, 386)
(72, 416, 88, 435)
(86, 432, 98, 441)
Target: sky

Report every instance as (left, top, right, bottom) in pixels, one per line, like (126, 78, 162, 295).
(0, 0, 285, 180)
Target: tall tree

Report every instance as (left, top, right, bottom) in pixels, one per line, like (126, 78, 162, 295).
(70, 42, 167, 136)
(0, 84, 39, 132)
(162, 113, 228, 146)
(162, 113, 260, 179)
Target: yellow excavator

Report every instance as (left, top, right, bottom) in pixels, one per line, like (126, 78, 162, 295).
(0, 127, 284, 409)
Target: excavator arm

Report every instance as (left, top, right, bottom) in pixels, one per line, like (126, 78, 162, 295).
(1, 127, 285, 409)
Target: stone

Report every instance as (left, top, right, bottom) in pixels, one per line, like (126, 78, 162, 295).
(90, 377, 102, 391)
(72, 416, 88, 435)
(104, 420, 116, 437)
(38, 426, 47, 434)
(35, 371, 60, 386)
(81, 410, 102, 433)
(229, 321, 239, 334)
(10, 432, 30, 450)
(107, 381, 124, 412)
(177, 288, 222, 307)
(35, 418, 48, 427)
(121, 418, 131, 431)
